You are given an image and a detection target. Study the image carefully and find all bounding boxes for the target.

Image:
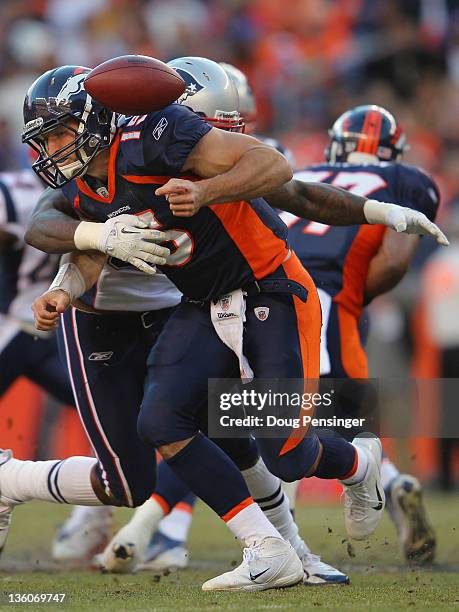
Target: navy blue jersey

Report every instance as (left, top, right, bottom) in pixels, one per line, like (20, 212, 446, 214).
(279, 162, 439, 316)
(63, 104, 288, 302)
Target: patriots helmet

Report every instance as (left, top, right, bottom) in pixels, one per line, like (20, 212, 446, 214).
(220, 62, 256, 133)
(168, 57, 244, 132)
(326, 105, 409, 164)
(22, 65, 118, 188)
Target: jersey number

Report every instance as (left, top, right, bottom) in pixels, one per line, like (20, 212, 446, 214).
(281, 170, 387, 234)
(137, 209, 194, 267)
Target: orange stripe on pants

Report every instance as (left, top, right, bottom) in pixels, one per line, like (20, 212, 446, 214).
(337, 304, 369, 378)
(279, 254, 322, 456)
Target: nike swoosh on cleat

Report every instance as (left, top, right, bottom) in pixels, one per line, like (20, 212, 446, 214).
(120, 227, 140, 234)
(372, 484, 384, 511)
(249, 568, 270, 581)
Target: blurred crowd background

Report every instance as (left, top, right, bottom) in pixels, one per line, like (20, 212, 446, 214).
(0, 0, 458, 489)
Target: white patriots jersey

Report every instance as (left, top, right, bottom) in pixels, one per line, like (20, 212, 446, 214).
(0, 171, 59, 323)
(88, 263, 182, 312)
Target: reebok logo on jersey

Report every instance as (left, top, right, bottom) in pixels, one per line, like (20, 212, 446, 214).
(152, 117, 168, 140)
(88, 351, 114, 361)
(254, 307, 270, 321)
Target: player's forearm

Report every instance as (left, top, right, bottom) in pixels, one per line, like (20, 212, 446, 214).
(198, 147, 292, 206)
(61, 251, 106, 291)
(365, 256, 408, 302)
(265, 180, 367, 225)
(25, 188, 80, 253)
(25, 210, 80, 253)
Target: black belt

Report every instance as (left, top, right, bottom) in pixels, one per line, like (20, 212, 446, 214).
(185, 278, 308, 307)
(243, 278, 308, 302)
(76, 306, 174, 329)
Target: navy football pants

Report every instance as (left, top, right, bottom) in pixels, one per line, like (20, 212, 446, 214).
(139, 254, 324, 482)
(57, 306, 256, 507)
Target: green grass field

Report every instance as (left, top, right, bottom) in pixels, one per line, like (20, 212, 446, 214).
(0, 494, 457, 611)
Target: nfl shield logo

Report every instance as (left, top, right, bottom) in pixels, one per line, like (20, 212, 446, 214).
(220, 295, 232, 311)
(254, 307, 269, 321)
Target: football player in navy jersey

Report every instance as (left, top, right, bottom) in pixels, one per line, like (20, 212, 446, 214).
(4, 61, 445, 592)
(276, 105, 437, 564)
(84, 57, 350, 585)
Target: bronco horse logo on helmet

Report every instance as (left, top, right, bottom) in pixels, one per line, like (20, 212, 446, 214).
(55, 73, 88, 106)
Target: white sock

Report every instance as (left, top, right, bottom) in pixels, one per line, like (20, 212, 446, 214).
(281, 481, 300, 511)
(158, 505, 193, 543)
(240, 458, 303, 549)
(0, 456, 100, 505)
(241, 457, 281, 501)
(381, 458, 400, 490)
(242, 458, 303, 553)
(124, 497, 165, 535)
(225, 502, 281, 546)
(340, 445, 369, 485)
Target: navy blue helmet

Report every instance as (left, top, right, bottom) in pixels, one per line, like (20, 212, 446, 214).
(22, 65, 118, 188)
(326, 105, 409, 164)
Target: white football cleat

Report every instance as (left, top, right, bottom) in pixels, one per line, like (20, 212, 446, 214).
(301, 552, 349, 586)
(201, 537, 303, 592)
(386, 474, 436, 564)
(52, 506, 113, 562)
(0, 449, 14, 557)
(137, 532, 188, 572)
(341, 436, 385, 540)
(137, 545, 188, 572)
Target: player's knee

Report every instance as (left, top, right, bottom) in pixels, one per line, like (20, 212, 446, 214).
(261, 440, 321, 482)
(266, 458, 305, 483)
(215, 437, 259, 471)
(137, 411, 176, 448)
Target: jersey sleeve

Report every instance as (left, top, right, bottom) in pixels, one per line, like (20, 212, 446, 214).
(0, 180, 22, 242)
(141, 104, 212, 175)
(394, 165, 440, 221)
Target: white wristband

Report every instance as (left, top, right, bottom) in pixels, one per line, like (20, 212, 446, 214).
(363, 199, 396, 225)
(74, 221, 103, 251)
(48, 263, 86, 302)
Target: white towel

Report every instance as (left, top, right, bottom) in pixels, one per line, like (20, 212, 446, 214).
(210, 289, 254, 381)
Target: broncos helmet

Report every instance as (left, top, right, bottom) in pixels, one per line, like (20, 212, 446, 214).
(168, 57, 244, 132)
(326, 105, 409, 164)
(22, 65, 118, 188)
(219, 62, 256, 133)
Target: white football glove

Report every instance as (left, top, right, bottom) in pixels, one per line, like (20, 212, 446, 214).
(364, 200, 449, 246)
(73, 214, 170, 274)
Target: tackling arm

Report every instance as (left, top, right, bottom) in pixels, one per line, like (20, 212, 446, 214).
(265, 180, 368, 225)
(25, 187, 80, 253)
(24, 187, 170, 274)
(265, 179, 448, 245)
(32, 250, 106, 331)
(156, 129, 293, 214)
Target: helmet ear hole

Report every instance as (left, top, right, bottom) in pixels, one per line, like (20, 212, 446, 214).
(98, 108, 109, 125)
